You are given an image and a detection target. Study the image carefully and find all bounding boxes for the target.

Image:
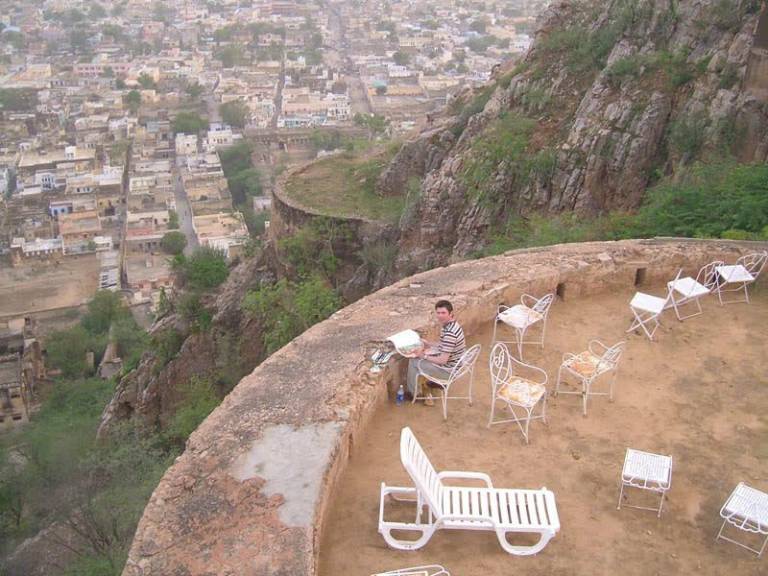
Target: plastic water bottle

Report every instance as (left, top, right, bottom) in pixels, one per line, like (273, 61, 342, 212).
(396, 384, 405, 406)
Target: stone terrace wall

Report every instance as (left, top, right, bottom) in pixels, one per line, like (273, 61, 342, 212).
(123, 239, 767, 576)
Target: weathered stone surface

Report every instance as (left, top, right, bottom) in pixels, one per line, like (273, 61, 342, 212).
(123, 238, 767, 576)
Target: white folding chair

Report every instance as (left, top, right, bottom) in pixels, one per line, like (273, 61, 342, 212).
(716, 482, 768, 557)
(492, 293, 554, 359)
(666, 261, 722, 321)
(714, 251, 767, 305)
(626, 285, 672, 340)
(487, 342, 547, 444)
(411, 344, 481, 421)
(372, 566, 450, 576)
(555, 339, 626, 416)
(616, 448, 673, 518)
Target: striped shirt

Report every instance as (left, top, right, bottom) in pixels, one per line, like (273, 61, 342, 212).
(439, 320, 466, 368)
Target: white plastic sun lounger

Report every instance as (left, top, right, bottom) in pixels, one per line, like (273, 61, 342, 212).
(378, 427, 560, 555)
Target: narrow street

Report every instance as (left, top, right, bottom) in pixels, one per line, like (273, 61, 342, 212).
(173, 172, 198, 256)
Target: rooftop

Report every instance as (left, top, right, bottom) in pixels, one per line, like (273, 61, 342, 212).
(320, 284, 768, 575)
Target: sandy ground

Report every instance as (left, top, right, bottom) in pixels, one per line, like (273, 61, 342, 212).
(319, 284, 768, 576)
(0, 255, 100, 317)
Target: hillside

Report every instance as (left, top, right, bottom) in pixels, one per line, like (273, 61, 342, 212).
(382, 0, 767, 268)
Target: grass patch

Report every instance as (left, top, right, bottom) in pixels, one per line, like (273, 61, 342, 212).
(283, 150, 404, 222)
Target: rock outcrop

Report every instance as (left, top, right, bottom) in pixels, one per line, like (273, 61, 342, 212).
(389, 0, 768, 266)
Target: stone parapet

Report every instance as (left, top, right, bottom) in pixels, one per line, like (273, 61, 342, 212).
(123, 238, 767, 576)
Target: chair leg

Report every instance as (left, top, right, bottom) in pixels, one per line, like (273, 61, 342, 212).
(468, 369, 474, 407)
(441, 389, 447, 421)
(487, 397, 496, 428)
(541, 394, 547, 425)
(617, 482, 625, 510)
(555, 366, 563, 396)
(609, 369, 617, 402)
(657, 490, 666, 518)
(516, 327, 525, 359)
(523, 408, 531, 444)
(582, 379, 589, 417)
(491, 317, 498, 344)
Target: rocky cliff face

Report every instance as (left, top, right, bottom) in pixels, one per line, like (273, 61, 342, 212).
(387, 0, 768, 267)
(99, 254, 274, 434)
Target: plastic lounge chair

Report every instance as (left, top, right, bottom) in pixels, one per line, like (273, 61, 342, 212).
(492, 293, 554, 359)
(714, 251, 768, 305)
(488, 342, 547, 444)
(555, 339, 626, 416)
(716, 482, 768, 557)
(626, 285, 672, 340)
(411, 344, 481, 421)
(616, 448, 672, 518)
(379, 427, 560, 555)
(666, 262, 722, 321)
(371, 565, 450, 576)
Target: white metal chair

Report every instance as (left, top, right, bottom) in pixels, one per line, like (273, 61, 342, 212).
(411, 344, 481, 421)
(716, 482, 768, 557)
(714, 251, 768, 305)
(372, 566, 450, 576)
(487, 342, 547, 444)
(666, 262, 722, 321)
(379, 427, 560, 555)
(555, 339, 626, 416)
(616, 448, 673, 518)
(626, 285, 672, 340)
(492, 293, 554, 359)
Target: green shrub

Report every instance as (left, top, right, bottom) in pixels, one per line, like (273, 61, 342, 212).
(605, 55, 643, 87)
(178, 292, 213, 331)
(718, 62, 739, 89)
(182, 247, 229, 291)
(171, 111, 209, 134)
(46, 326, 106, 377)
(164, 376, 219, 444)
(638, 162, 768, 238)
(461, 113, 537, 202)
(668, 111, 708, 161)
(152, 329, 184, 367)
(82, 290, 124, 335)
(161, 231, 187, 255)
(358, 241, 398, 275)
(242, 276, 340, 354)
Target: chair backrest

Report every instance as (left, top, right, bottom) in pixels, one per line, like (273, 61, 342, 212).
(400, 427, 444, 517)
(446, 343, 481, 386)
(737, 251, 768, 279)
(531, 293, 555, 317)
(696, 260, 724, 291)
(489, 342, 514, 393)
(595, 340, 626, 374)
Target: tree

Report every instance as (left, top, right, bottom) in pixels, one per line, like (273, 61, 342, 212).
(137, 72, 156, 89)
(219, 100, 250, 129)
(82, 291, 123, 334)
(161, 231, 187, 255)
(186, 82, 203, 99)
(470, 18, 488, 33)
(0, 88, 38, 111)
(375, 85, 387, 96)
(124, 89, 141, 113)
(46, 326, 92, 377)
(168, 210, 179, 229)
(228, 168, 263, 205)
(215, 45, 248, 68)
(172, 111, 209, 134)
(89, 3, 107, 19)
(392, 51, 410, 66)
(182, 247, 229, 291)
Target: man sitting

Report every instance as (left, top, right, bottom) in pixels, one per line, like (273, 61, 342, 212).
(406, 299, 466, 404)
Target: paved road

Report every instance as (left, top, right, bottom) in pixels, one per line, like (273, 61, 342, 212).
(173, 172, 198, 256)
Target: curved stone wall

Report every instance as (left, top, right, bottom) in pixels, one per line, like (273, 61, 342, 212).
(123, 238, 766, 576)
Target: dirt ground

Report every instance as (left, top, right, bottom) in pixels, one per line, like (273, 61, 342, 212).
(0, 255, 100, 317)
(319, 284, 768, 576)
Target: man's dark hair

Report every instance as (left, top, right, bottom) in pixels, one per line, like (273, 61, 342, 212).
(435, 299, 453, 313)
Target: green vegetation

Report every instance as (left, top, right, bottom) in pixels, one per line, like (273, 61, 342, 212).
(168, 210, 180, 229)
(283, 149, 405, 222)
(219, 141, 265, 235)
(477, 162, 768, 255)
(461, 113, 544, 204)
(46, 292, 147, 378)
(667, 111, 708, 162)
(161, 231, 187, 255)
(137, 72, 156, 89)
(0, 291, 188, 574)
(353, 113, 389, 135)
(450, 84, 495, 137)
(216, 45, 250, 68)
(171, 111, 209, 134)
(242, 276, 340, 354)
(124, 89, 141, 113)
(604, 49, 707, 90)
(172, 247, 229, 291)
(278, 218, 352, 280)
(0, 88, 38, 111)
(219, 99, 250, 128)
